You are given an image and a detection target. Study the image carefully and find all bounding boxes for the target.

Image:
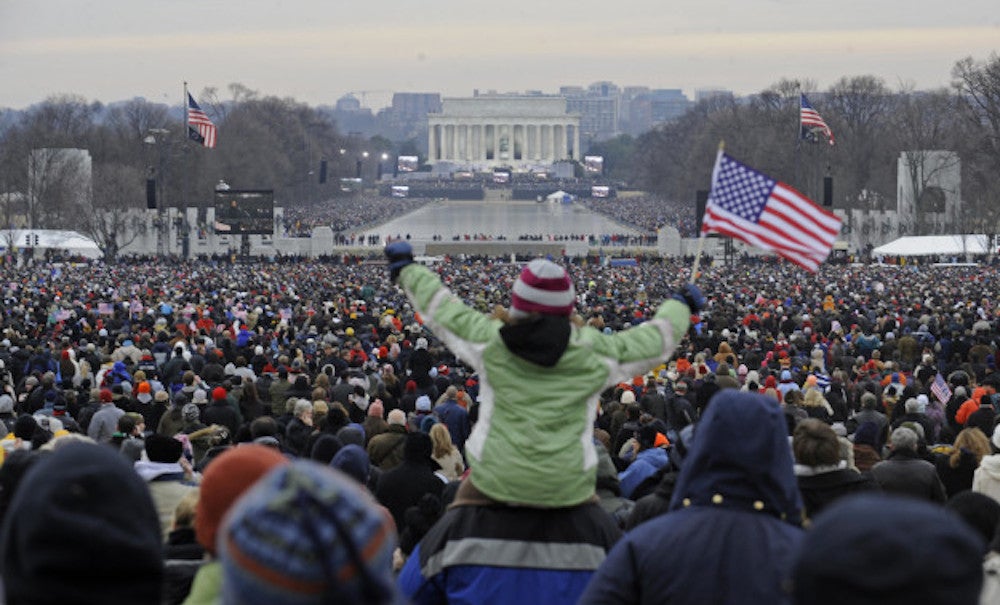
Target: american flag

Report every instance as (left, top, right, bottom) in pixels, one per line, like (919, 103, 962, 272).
(187, 93, 217, 148)
(701, 151, 842, 272)
(800, 94, 834, 146)
(930, 372, 952, 405)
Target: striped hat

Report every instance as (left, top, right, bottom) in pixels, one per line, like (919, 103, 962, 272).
(218, 460, 398, 605)
(510, 259, 575, 318)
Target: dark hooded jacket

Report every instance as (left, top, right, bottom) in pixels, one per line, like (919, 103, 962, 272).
(580, 390, 804, 605)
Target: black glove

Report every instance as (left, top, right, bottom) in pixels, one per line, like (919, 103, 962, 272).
(671, 283, 705, 314)
(385, 241, 414, 283)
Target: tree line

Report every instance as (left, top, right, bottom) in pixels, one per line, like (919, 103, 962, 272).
(0, 54, 998, 256)
(594, 54, 1000, 238)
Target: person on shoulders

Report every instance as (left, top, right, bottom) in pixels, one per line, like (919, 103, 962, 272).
(386, 242, 700, 509)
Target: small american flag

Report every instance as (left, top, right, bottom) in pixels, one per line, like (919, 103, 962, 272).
(801, 94, 835, 146)
(97, 302, 114, 315)
(930, 372, 952, 405)
(701, 151, 842, 272)
(187, 93, 217, 148)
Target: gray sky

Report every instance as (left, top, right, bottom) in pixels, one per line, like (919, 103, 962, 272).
(1, 0, 997, 110)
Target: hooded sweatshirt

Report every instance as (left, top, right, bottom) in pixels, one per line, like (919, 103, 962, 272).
(973, 454, 1000, 503)
(579, 391, 804, 605)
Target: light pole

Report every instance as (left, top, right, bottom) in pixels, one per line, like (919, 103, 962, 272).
(143, 128, 170, 256)
(357, 151, 370, 182)
(378, 152, 390, 181)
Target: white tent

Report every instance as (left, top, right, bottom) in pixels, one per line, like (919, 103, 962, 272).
(872, 234, 993, 257)
(0, 229, 102, 259)
(545, 190, 574, 203)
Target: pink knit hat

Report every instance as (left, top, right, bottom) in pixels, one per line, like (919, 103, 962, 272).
(510, 259, 575, 317)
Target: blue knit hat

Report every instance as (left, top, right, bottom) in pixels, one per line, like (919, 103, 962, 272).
(330, 444, 371, 486)
(218, 460, 399, 605)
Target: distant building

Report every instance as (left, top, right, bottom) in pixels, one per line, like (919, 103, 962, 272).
(427, 96, 580, 170)
(562, 82, 621, 143)
(330, 94, 375, 137)
(896, 150, 961, 235)
(621, 88, 691, 136)
(336, 82, 696, 146)
(336, 95, 363, 112)
(835, 150, 965, 253)
(376, 93, 442, 147)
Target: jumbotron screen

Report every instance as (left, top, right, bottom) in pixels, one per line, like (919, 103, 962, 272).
(397, 156, 419, 172)
(213, 190, 274, 235)
(584, 155, 604, 174)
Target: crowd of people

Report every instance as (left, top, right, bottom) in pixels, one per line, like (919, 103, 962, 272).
(579, 194, 698, 238)
(412, 233, 657, 246)
(0, 251, 998, 603)
(279, 195, 433, 238)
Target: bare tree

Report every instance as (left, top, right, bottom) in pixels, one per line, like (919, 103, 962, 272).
(891, 88, 962, 234)
(825, 76, 896, 211)
(952, 54, 1000, 238)
(83, 163, 146, 260)
(100, 99, 175, 167)
(0, 116, 29, 229)
(28, 148, 92, 229)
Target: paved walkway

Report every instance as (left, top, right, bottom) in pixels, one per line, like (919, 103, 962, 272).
(364, 199, 643, 241)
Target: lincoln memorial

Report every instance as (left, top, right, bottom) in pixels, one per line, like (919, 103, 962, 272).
(427, 96, 581, 169)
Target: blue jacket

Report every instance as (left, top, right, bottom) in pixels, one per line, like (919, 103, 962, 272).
(618, 447, 669, 499)
(433, 399, 471, 451)
(579, 390, 804, 605)
(398, 501, 621, 605)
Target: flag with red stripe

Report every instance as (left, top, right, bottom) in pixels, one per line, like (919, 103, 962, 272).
(800, 93, 834, 146)
(700, 150, 842, 272)
(187, 93, 217, 148)
(930, 372, 952, 405)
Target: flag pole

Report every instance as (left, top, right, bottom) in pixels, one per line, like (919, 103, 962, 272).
(182, 82, 190, 259)
(688, 236, 706, 284)
(794, 92, 802, 188)
(689, 141, 725, 284)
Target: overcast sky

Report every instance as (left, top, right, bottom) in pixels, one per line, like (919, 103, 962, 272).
(1, 0, 997, 110)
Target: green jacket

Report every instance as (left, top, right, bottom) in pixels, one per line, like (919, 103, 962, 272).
(181, 560, 220, 605)
(397, 263, 689, 507)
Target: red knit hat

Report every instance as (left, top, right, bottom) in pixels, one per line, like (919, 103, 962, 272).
(510, 259, 575, 317)
(195, 445, 289, 554)
(212, 386, 227, 401)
